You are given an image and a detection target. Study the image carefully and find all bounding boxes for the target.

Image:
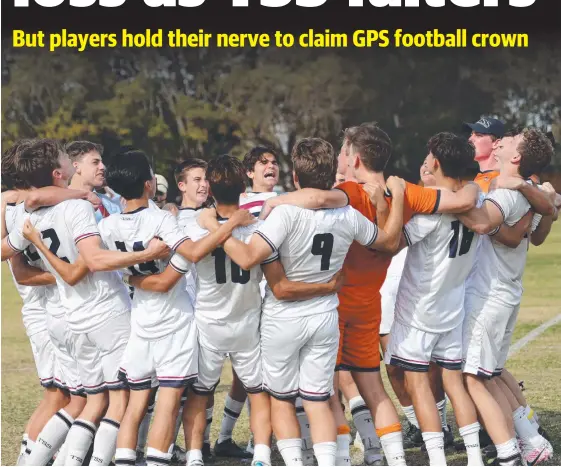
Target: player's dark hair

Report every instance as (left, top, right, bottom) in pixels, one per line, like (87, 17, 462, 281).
(291, 138, 337, 190)
(516, 128, 554, 179)
(174, 158, 208, 185)
(207, 154, 246, 205)
(427, 132, 475, 179)
(2, 139, 36, 190)
(243, 146, 278, 187)
(347, 122, 392, 173)
(66, 140, 103, 162)
(105, 150, 153, 200)
(17, 139, 66, 189)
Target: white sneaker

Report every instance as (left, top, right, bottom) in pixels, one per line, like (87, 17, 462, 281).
(519, 436, 553, 465)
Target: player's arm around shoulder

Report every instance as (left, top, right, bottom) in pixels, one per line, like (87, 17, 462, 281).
(24, 186, 101, 213)
(432, 181, 479, 214)
(456, 187, 510, 236)
(9, 252, 56, 286)
(128, 255, 187, 293)
(492, 210, 534, 248)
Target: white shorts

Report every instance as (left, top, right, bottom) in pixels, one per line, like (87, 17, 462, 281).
(463, 294, 520, 379)
(119, 319, 198, 390)
(380, 290, 398, 335)
(29, 330, 56, 389)
(193, 342, 262, 395)
(74, 312, 131, 394)
(261, 311, 339, 402)
(384, 320, 463, 372)
(47, 315, 84, 396)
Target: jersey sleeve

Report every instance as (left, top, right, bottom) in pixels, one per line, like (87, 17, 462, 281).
(404, 182, 440, 215)
(157, 211, 190, 250)
(169, 253, 191, 274)
(6, 212, 30, 252)
(530, 213, 542, 233)
(351, 209, 379, 247)
(403, 214, 440, 246)
(255, 205, 292, 252)
(484, 189, 522, 224)
(66, 200, 100, 245)
(334, 181, 361, 209)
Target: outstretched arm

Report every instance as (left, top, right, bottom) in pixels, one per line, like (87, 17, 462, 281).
(9, 253, 56, 286)
(25, 187, 101, 213)
(493, 177, 554, 216)
(128, 266, 183, 293)
(492, 210, 533, 249)
(260, 188, 348, 219)
(457, 200, 504, 236)
(435, 183, 479, 214)
(262, 260, 345, 301)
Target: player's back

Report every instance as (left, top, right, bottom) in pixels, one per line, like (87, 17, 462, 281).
(396, 212, 479, 333)
(98, 206, 193, 339)
(260, 205, 376, 318)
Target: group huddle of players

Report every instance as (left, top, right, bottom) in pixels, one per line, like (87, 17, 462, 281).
(1, 117, 560, 467)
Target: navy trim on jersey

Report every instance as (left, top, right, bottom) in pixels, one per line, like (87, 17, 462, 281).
(261, 253, 280, 265)
(430, 189, 442, 214)
(7, 202, 17, 206)
(74, 232, 100, 244)
(333, 187, 350, 207)
(124, 206, 148, 215)
(255, 231, 277, 253)
(484, 198, 506, 222)
(7, 236, 22, 252)
(403, 227, 412, 247)
(178, 206, 203, 211)
(365, 224, 379, 248)
(169, 259, 189, 274)
(172, 236, 190, 251)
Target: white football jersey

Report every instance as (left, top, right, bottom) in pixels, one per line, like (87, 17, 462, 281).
(466, 188, 533, 306)
(98, 206, 193, 340)
(5, 203, 48, 336)
(185, 218, 277, 351)
(7, 200, 131, 334)
(257, 205, 378, 319)
(239, 191, 278, 217)
(395, 212, 479, 334)
(176, 207, 203, 304)
(380, 247, 408, 299)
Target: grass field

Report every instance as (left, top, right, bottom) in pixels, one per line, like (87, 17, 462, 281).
(2, 223, 560, 466)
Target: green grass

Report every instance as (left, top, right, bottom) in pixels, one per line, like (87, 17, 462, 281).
(2, 223, 561, 466)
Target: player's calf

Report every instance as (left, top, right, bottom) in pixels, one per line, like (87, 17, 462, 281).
(183, 391, 209, 466)
(115, 388, 151, 466)
(247, 391, 272, 466)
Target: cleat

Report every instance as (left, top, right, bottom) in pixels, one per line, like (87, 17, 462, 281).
(537, 426, 550, 442)
(188, 460, 204, 466)
(490, 454, 523, 466)
(483, 444, 498, 465)
(403, 421, 423, 449)
(519, 436, 553, 466)
(171, 445, 187, 465)
(214, 438, 253, 459)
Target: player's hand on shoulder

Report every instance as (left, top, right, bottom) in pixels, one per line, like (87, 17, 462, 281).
(22, 218, 41, 244)
(386, 176, 406, 196)
(146, 237, 170, 260)
(540, 182, 557, 203)
(329, 269, 346, 293)
(259, 199, 274, 220)
(84, 191, 102, 210)
(197, 207, 219, 230)
(494, 175, 524, 191)
(231, 208, 255, 227)
(363, 182, 387, 210)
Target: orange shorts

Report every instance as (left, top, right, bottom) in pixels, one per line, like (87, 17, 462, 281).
(336, 316, 381, 372)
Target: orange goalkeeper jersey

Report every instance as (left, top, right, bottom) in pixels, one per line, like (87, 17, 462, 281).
(474, 170, 500, 193)
(334, 181, 440, 321)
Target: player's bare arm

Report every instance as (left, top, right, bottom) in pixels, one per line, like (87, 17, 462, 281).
(128, 261, 183, 293)
(492, 210, 534, 248)
(24, 186, 102, 213)
(77, 235, 170, 273)
(456, 199, 505, 235)
(435, 182, 479, 214)
(259, 188, 348, 220)
(9, 252, 56, 286)
(262, 260, 345, 301)
(22, 219, 89, 286)
(176, 208, 254, 263)
(368, 176, 405, 253)
(1, 191, 19, 240)
(493, 176, 555, 216)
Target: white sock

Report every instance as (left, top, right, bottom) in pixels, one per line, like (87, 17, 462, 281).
(436, 398, 448, 430)
(513, 406, 541, 445)
(524, 405, 540, 430)
(218, 395, 244, 443)
(422, 431, 447, 466)
(52, 441, 69, 466)
(24, 438, 36, 464)
(64, 419, 97, 466)
(16, 433, 28, 466)
(380, 431, 406, 466)
(336, 434, 351, 466)
(495, 439, 521, 465)
(186, 449, 203, 466)
(27, 409, 74, 465)
(349, 396, 381, 452)
(252, 444, 272, 466)
(146, 447, 172, 466)
(115, 448, 137, 465)
(277, 438, 303, 466)
(204, 406, 214, 444)
(90, 418, 120, 466)
(313, 441, 336, 466)
(295, 398, 313, 452)
(137, 402, 154, 453)
(402, 404, 419, 428)
(172, 396, 186, 447)
(459, 422, 483, 466)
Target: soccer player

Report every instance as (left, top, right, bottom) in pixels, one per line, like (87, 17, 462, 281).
(261, 122, 480, 466)
(384, 133, 484, 466)
(206, 138, 407, 466)
(458, 128, 555, 466)
(2, 140, 169, 466)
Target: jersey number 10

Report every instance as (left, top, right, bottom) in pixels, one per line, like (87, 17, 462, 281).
(212, 247, 250, 284)
(449, 221, 475, 259)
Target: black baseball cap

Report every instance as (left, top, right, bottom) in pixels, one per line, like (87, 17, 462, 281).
(463, 117, 505, 138)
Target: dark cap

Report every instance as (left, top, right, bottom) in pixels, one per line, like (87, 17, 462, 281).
(463, 117, 505, 138)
